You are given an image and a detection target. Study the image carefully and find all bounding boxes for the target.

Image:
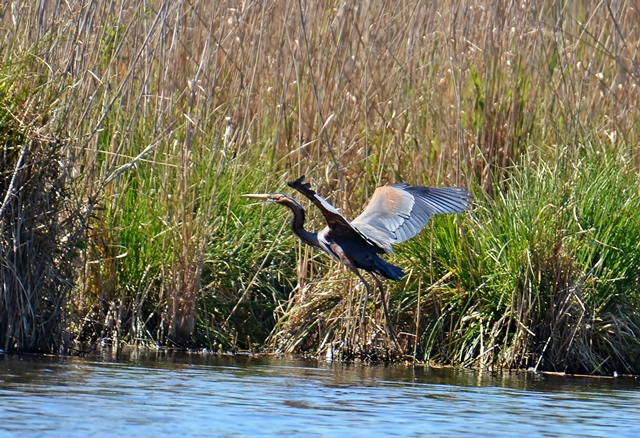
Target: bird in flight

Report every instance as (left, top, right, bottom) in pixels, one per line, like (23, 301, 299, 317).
(243, 176, 471, 352)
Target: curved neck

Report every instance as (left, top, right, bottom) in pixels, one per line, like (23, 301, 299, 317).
(281, 198, 320, 248)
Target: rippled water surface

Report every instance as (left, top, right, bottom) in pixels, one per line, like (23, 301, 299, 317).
(1, 351, 639, 437)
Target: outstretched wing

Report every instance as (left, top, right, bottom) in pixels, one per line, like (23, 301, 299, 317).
(350, 183, 471, 253)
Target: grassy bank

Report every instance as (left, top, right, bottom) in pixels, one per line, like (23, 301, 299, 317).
(1, 1, 639, 374)
(272, 147, 640, 374)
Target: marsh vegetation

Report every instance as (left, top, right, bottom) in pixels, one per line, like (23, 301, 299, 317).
(1, 0, 639, 374)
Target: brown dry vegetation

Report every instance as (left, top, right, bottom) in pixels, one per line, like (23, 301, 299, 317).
(1, 0, 639, 373)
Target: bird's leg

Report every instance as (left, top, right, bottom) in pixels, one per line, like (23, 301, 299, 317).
(370, 273, 404, 355)
(355, 271, 371, 345)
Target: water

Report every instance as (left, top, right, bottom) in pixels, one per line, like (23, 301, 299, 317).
(1, 351, 639, 437)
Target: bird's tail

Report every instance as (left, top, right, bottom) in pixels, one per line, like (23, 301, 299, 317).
(374, 258, 404, 280)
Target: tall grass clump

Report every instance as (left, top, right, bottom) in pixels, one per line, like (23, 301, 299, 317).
(0, 0, 639, 373)
(402, 146, 640, 374)
(0, 1, 303, 352)
(0, 59, 87, 352)
(261, 1, 640, 372)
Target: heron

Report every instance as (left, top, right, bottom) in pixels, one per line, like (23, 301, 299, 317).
(243, 176, 471, 351)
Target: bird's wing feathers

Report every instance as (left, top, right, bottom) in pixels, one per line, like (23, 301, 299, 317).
(288, 176, 353, 232)
(351, 183, 471, 253)
(288, 176, 387, 249)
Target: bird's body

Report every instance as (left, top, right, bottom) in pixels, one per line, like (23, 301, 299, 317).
(285, 176, 470, 278)
(243, 175, 471, 350)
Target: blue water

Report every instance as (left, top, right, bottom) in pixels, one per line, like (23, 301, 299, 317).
(0, 351, 639, 437)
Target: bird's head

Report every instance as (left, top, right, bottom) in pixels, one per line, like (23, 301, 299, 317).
(242, 192, 307, 219)
(241, 193, 289, 205)
(242, 191, 317, 247)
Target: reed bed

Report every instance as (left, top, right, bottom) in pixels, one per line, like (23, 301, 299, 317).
(0, 0, 639, 374)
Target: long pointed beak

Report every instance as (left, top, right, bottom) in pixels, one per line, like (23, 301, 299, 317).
(241, 193, 272, 200)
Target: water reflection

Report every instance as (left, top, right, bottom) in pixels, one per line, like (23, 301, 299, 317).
(0, 350, 638, 437)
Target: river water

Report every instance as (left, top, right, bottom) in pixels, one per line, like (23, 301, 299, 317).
(0, 350, 639, 437)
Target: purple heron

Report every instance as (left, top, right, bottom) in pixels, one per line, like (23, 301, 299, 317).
(243, 176, 471, 349)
